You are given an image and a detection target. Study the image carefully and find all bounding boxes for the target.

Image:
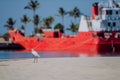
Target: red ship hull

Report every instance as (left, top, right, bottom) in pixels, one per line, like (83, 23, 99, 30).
(9, 30, 120, 56)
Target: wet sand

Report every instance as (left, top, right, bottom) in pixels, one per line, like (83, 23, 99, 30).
(0, 57, 120, 80)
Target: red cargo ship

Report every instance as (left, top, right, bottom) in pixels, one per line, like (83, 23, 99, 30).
(9, 0, 120, 56)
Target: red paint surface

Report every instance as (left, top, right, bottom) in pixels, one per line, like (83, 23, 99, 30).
(9, 30, 120, 56)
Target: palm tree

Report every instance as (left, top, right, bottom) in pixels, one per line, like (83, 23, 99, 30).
(48, 16, 54, 27)
(21, 15, 30, 35)
(69, 7, 80, 23)
(33, 14, 41, 33)
(24, 0, 40, 34)
(67, 22, 79, 35)
(33, 14, 40, 28)
(4, 18, 16, 30)
(21, 15, 30, 28)
(24, 0, 40, 17)
(58, 7, 66, 26)
(58, 7, 67, 34)
(43, 16, 54, 29)
(43, 18, 49, 29)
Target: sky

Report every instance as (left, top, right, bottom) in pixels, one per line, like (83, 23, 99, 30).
(0, 0, 119, 35)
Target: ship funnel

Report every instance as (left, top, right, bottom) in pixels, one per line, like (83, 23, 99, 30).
(92, 2, 99, 20)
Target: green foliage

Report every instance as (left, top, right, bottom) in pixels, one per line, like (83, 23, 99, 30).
(69, 7, 80, 18)
(54, 23, 64, 33)
(24, 0, 40, 14)
(43, 16, 54, 29)
(58, 7, 66, 17)
(58, 7, 67, 25)
(21, 15, 30, 25)
(33, 14, 41, 27)
(4, 0, 82, 36)
(69, 7, 80, 24)
(21, 15, 30, 35)
(67, 22, 79, 34)
(24, 0, 40, 34)
(4, 18, 16, 29)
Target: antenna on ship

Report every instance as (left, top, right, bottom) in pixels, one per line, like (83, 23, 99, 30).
(109, 0, 119, 8)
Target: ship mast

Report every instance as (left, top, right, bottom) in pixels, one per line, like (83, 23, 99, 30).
(109, 0, 118, 8)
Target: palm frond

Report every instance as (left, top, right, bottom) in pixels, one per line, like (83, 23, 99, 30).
(24, 6, 31, 9)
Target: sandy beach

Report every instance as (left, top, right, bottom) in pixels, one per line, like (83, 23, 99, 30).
(0, 57, 120, 80)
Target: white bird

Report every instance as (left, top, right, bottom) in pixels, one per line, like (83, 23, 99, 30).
(31, 49, 40, 63)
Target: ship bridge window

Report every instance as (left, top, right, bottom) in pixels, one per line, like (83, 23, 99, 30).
(108, 22, 111, 26)
(106, 10, 109, 15)
(116, 11, 119, 15)
(106, 10, 112, 15)
(113, 22, 116, 27)
(108, 22, 116, 27)
(109, 10, 112, 15)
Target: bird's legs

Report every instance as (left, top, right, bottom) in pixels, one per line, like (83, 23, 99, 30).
(34, 57, 38, 63)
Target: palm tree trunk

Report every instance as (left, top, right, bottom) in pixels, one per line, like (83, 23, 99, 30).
(75, 17, 77, 24)
(24, 24, 26, 35)
(33, 10, 36, 34)
(62, 16, 65, 34)
(33, 10, 36, 17)
(62, 17, 64, 26)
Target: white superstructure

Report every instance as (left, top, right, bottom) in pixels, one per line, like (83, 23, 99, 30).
(79, 0, 120, 32)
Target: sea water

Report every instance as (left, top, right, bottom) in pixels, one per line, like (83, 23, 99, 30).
(0, 51, 77, 60)
(1, 51, 120, 60)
